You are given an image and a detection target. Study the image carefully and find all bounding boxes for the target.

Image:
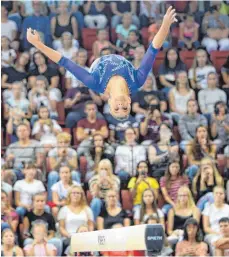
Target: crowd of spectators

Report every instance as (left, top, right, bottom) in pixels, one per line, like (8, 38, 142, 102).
(1, 0, 229, 256)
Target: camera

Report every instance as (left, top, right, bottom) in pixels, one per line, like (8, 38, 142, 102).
(141, 171, 147, 177)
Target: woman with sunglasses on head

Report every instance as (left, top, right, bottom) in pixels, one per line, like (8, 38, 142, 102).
(27, 7, 177, 119)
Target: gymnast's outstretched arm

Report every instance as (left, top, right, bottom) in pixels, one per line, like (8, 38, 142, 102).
(26, 28, 95, 89)
(137, 7, 177, 85)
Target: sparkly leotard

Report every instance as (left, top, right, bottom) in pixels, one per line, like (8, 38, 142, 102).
(58, 44, 159, 94)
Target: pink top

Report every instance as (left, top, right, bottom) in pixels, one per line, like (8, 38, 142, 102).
(24, 243, 56, 256)
(96, 41, 110, 54)
(160, 175, 189, 202)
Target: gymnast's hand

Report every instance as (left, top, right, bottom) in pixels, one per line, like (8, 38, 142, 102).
(27, 28, 42, 46)
(163, 6, 178, 25)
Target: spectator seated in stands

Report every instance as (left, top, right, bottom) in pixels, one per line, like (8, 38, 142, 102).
(1, 5, 19, 50)
(167, 186, 200, 246)
(83, 1, 107, 29)
(211, 101, 229, 152)
(188, 48, 216, 90)
(148, 123, 179, 180)
(24, 221, 57, 256)
(51, 1, 78, 50)
(50, 166, 80, 219)
(122, 30, 141, 62)
(111, 0, 139, 28)
(1, 36, 16, 68)
(179, 99, 208, 152)
(198, 72, 227, 120)
(148, 16, 171, 50)
(28, 52, 62, 104)
(128, 161, 159, 215)
(140, 96, 171, 146)
(32, 106, 62, 151)
(221, 56, 229, 100)
(64, 84, 103, 129)
(1, 52, 30, 102)
(140, 0, 161, 28)
(23, 192, 62, 256)
(89, 159, 120, 220)
(132, 45, 145, 69)
(134, 188, 164, 226)
(192, 157, 224, 211)
(21, 1, 52, 50)
(13, 162, 46, 218)
(201, 5, 229, 52)
(132, 74, 166, 122)
(29, 76, 60, 125)
(76, 101, 108, 146)
(203, 186, 229, 255)
(4, 82, 31, 121)
(5, 123, 44, 181)
(160, 159, 189, 215)
(186, 125, 217, 181)
(178, 13, 200, 50)
(175, 218, 209, 256)
(1, 190, 19, 233)
(58, 185, 94, 251)
(91, 29, 120, 64)
(6, 107, 30, 144)
(1, 229, 24, 257)
(214, 217, 229, 256)
(115, 127, 146, 187)
(47, 132, 80, 200)
(77, 133, 115, 182)
(169, 71, 195, 123)
(106, 109, 139, 146)
(97, 189, 131, 230)
(115, 12, 137, 48)
(65, 48, 89, 89)
(56, 32, 79, 60)
(1, 168, 13, 200)
(159, 48, 187, 96)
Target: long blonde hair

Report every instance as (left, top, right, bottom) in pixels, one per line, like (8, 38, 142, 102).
(192, 157, 224, 196)
(97, 159, 114, 177)
(66, 185, 88, 208)
(175, 186, 195, 210)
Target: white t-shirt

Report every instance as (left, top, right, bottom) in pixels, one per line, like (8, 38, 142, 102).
(202, 203, 229, 232)
(51, 180, 80, 200)
(13, 179, 46, 206)
(58, 205, 94, 235)
(1, 49, 17, 67)
(134, 207, 164, 222)
(1, 20, 17, 41)
(170, 88, 194, 113)
(65, 66, 90, 88)
(188, 65, 216, 89)
(58, 46, 79, 60)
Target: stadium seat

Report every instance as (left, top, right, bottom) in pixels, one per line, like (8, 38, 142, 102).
(79, 156, 88, 182)
(141, 28, 149, 49)
(82, 28, 97, 50)
(173, 126, 181, 143)
(211, 51, 229, 73)
(111, 29, 117, 44)
(86, 190, 93, 204)
(46, 157, 52, 173)
(153, 51, 165, 75)
(121, 190, 133, 211)
(173, 1, 188, 12)
(171, 27, 179, 46)
(180, 50, 196, 69)
(5, 132, 11, 146)
(56, 101, 65, 125)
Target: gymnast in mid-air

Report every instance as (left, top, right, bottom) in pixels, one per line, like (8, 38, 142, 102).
(27, 7, 177, 119)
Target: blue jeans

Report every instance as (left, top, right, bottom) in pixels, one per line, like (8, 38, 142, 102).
(162, 204, 173, 215)
(47, 170, 81, 200)
(73, 11, 85, 31)
(1, 222, 11, 232)
(90, 198, 104, 221)
(16, 205, 50, 218)
(117, 170, 130, 183)
(180, 140, 189, 153)
(24, 237, 63, 256)
(178, 40, 200, 49)
(185, 165, 199, 181)
(161, 87, 172, 98)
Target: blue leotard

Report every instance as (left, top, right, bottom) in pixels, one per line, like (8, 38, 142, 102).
(58, 44, 159, 94)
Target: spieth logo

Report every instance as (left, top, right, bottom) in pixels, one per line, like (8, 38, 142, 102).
(98, 235, 106, 245)
(147, 236, 163, 241)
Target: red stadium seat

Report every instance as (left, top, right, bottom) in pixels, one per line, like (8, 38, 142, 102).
(79, 156, 88, 181)
(46, 157, 52, 173)
(180, 50, 196, 69)
(121, 190, 133, 211)
(56, 101, 65, 125)
(5, 132, 11, 146)
(153, 51, 165, 75)
(82, 28, 97, 50)
(211, 51, 229, 73)
(171, 27, 179, 46)
(173, 126, 181, 143)
(141, 27, 149, 48)
(217, 154, 226, 175)
(111, 29, 117, 44)
(173, 1, 188, 12)
(86, 190, 93, 204)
